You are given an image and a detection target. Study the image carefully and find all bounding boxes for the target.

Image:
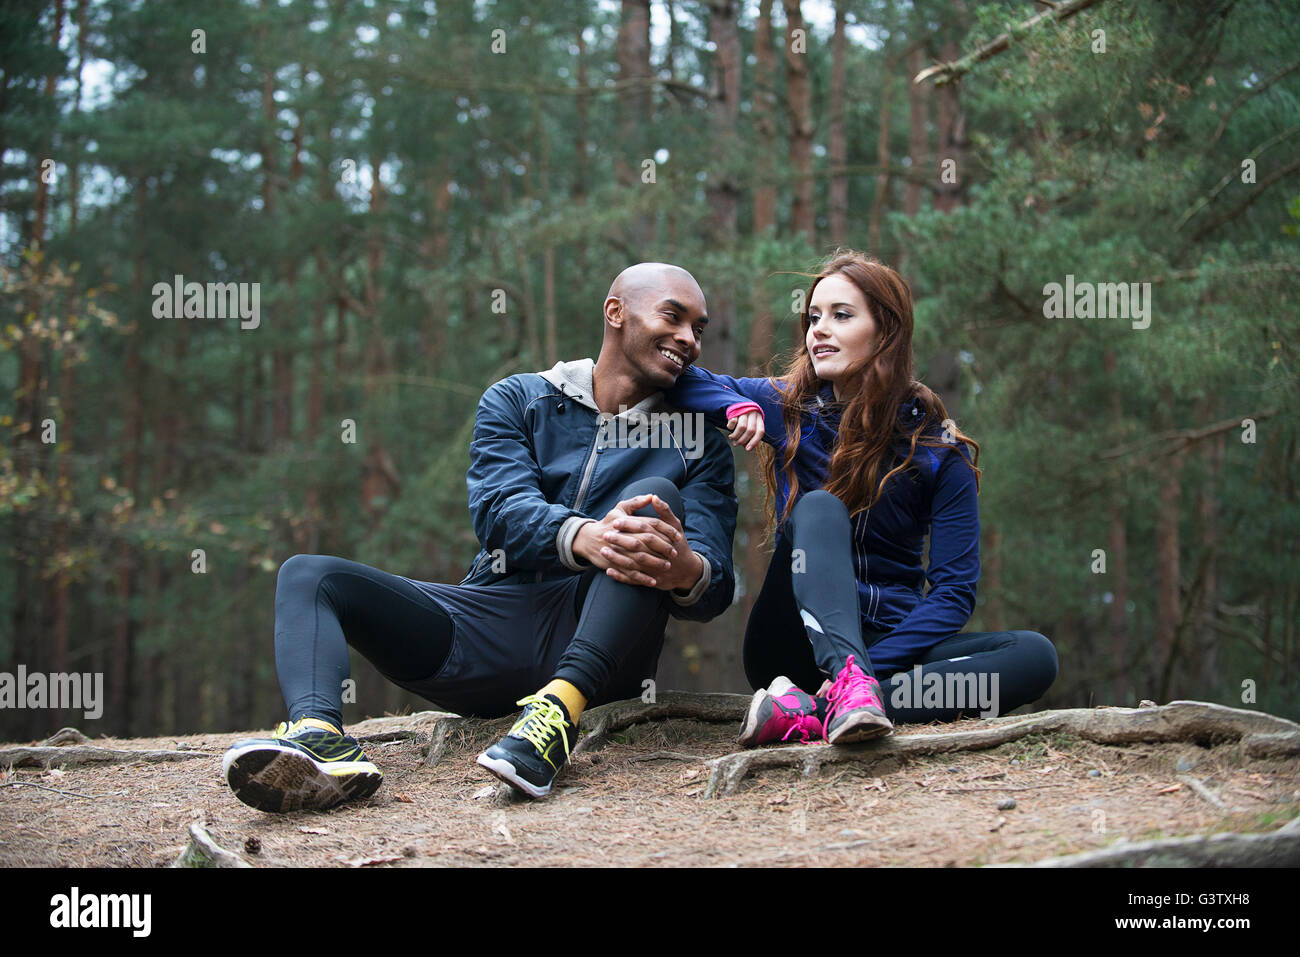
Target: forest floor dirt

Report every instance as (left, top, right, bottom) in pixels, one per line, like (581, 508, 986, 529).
(3, 701, 1298, 868)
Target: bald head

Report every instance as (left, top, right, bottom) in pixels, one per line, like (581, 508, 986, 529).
(607, 262, 704, 309)
(595, 261, 708, 399)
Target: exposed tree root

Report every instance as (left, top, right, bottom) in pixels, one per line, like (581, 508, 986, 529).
(350, 711, 459, 738)
(40, 728, 90, 746)
(345, 694, 750, 764)
(571, 692, 750, 754)
(1241, 731, 1300, 758)
(172, 822, 251, 868)
(1010, 816, 1300, 868)
(0, 745, 212, 769)
(704, 700, 1300, 798)
(347, 710, 469, 765)
(419, 717, 471, 766)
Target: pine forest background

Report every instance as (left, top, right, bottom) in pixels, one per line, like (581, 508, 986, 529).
(2, 0, 1298, 739)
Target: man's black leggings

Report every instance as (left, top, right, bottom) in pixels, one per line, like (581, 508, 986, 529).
(743, 490, 1058, 723)
(273, 478, 682, 728)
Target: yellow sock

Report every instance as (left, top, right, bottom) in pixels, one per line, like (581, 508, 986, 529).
(539, 679, 587, 724)
(296, 717, 342, 735)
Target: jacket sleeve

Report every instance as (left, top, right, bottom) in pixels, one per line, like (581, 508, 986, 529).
(667, 422, 739, 623)
(663, 365, 786, 448)
(866, 443, 981, 676)
(465, 376, 583, 572)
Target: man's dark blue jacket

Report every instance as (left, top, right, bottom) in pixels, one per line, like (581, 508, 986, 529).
(459, 358, 738, 623)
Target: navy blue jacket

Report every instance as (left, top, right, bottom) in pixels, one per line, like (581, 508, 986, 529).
(459, 358, 738, 623)
(664, 364, 980, 675)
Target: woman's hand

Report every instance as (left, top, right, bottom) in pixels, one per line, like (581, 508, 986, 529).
(725, 410, 765, 451)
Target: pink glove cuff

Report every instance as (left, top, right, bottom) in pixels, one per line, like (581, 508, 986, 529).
(725, 400, 762, 421)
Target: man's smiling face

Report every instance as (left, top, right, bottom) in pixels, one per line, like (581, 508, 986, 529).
(607, 266, 708, 392)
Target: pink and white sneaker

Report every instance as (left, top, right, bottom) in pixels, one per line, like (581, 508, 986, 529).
(737, 676, 824, 747)
(823, 655, 893, 745)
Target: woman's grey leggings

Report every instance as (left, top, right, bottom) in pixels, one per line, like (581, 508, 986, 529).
(743, 490, 1058, 722)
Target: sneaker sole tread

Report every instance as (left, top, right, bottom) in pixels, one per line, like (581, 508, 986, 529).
(223, 744, 381, 813)
(827, 710, 894, 746)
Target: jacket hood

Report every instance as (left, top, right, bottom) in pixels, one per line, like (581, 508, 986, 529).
(537, 358, 673, 418)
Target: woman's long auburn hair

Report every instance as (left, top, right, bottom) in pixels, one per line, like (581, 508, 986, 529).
(756, 250, 982, 543)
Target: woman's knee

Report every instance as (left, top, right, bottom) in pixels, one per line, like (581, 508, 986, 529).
(1013, 631, 1059, 695)
(790, 489, 849, 527)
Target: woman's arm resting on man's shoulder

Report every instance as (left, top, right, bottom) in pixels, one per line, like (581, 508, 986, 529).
(868, 444, 980, 676)
(664, 364, 785, 447)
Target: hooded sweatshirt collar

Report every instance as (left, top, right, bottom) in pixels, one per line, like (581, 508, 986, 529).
(537, 358, 672, 417)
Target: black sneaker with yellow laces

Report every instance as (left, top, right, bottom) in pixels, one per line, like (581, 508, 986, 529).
(222, 717, 382, 813)
(476, 693, 578, 798)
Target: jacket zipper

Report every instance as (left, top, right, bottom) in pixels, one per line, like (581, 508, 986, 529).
(459, 550, 487, 585)
(854, 509, 878, 623)
(547, 414, 610, 584)
(474, 403, 608, 586)
(572, 413, 608, 514)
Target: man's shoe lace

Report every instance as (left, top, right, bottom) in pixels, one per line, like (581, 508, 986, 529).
(510, 694, 572, 760)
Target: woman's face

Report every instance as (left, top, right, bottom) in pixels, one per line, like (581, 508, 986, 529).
(805, 273, 877, 399)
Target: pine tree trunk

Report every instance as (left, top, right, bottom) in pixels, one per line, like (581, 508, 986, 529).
(536, 98, 558, 368)
(705, 0, 741, 374)
(984, 525, 1004, 631)
(571, 31, 591, 275)
(1109, 505, 1130, 702)
(752, 0, 777, 241)
(933, 5, 968, 214)
(430, 162, 452, 362)
(114, 238, 145, 737)
(10, 0, 66, 739)
(51, 346, 75, 733)
(903, 45, 928, 219)
(1284, 436, 1298, 687)
(616, 0, 651, 184)
(1155, 385, 1182, 695)
(1197, 398, 1224, 691)
(50, 0, 86, 730)
(574, 31, 589, 204)
(1104, 347, 1129, 703)
(828, 1, 849, 246)
(616, 0, 652, 239)
(305, 289, 325, 554)
(747, 0, 778, 367)
(868, 49, 896, 255)
(265, 66, 295, 453)
(360, 157, 398, 527)
(783, 0, 815, 246)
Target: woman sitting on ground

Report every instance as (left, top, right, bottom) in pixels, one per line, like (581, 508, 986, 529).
(665, 250, 1058, 745)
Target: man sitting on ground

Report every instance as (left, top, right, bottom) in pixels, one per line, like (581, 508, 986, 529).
(221, 263, 738, 808)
